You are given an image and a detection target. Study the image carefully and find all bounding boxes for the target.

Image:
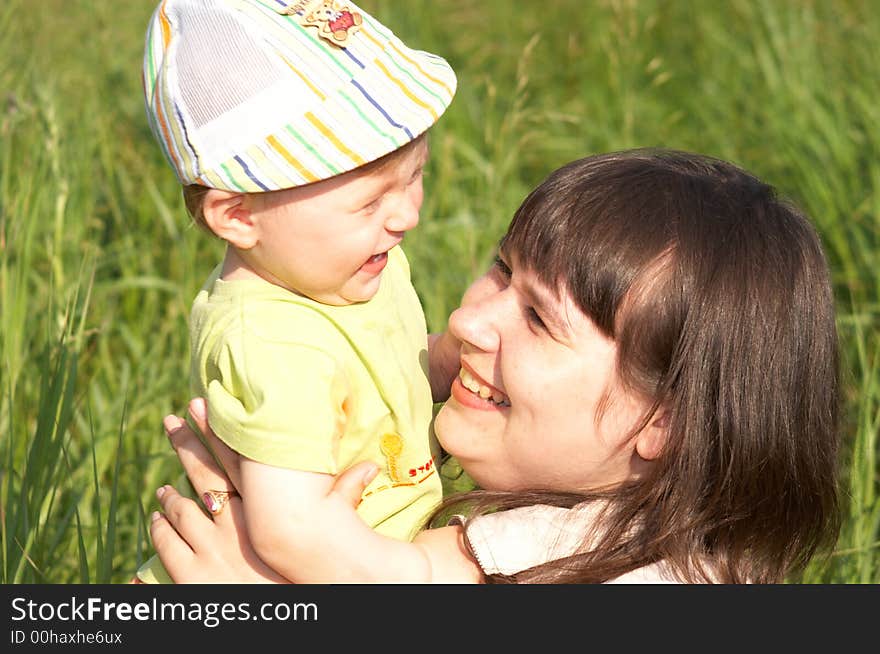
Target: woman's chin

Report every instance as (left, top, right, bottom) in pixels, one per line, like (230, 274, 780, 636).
(435, 398, 500, 486)
(435, 391, 493, 445)
(433, 401, 458, 453)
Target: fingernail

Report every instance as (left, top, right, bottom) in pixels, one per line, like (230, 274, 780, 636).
(151, 511, 162, 522)
(163, 415, 183, 436)
(156, 486, 166, 499)
(363, 465, 379, 485)
(189, 398, 206, 421)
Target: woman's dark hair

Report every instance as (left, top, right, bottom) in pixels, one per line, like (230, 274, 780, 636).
(432, 149, 841, 584)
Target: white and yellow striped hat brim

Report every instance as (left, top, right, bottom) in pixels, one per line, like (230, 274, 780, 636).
(143, 0, 456, 192)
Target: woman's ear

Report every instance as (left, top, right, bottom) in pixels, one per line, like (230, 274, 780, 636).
(635, 411, 668, 461)
(202, 189, 259, 249)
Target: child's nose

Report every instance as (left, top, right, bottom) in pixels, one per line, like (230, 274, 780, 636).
(385, 194, 420, 233)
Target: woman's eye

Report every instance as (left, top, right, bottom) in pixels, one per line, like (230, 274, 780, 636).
(493, 255, 512, 279)
(409, 168, 424, 184)
(525, 306, 546, 331)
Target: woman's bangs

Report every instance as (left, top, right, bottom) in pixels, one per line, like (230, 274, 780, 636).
(502, 167, 664, 337)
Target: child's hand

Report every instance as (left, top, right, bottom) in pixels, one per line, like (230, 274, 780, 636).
(328, 461, 380, 507)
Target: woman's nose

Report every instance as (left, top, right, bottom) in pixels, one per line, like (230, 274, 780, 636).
(448, 292, 501, 353)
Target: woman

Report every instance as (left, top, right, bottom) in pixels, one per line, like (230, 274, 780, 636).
(149, 149, 842, 583)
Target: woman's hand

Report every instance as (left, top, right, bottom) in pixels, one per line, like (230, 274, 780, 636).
(428, 331, 461, 403)
(150, 402, 286, 583)
(151, 398, 378, 583)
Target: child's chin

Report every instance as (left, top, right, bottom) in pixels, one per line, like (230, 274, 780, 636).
(336, 279, 381, 304)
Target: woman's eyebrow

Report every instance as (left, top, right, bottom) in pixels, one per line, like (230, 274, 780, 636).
(500, 248, 569, 335)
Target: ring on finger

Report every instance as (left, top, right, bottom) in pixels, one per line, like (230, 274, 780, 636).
(202, 489, 238, 516)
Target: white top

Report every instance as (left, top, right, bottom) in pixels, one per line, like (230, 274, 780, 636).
(461, 503, 686, 584)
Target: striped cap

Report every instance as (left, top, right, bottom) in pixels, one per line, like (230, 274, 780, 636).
(142, 0, 456, 192)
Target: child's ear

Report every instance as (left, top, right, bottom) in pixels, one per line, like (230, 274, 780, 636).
(636, 410, 668, 461)
(202, 189, 259, 249)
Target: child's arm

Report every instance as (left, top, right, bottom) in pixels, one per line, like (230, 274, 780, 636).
(239, 457, 483, 583)
(411, 525, 484, 582)
(427, 331, 460, 402)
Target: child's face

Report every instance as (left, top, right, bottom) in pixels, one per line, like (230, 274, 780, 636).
(245, 140, 428, 305)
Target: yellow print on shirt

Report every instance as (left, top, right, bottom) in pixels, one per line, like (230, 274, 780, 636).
(380, 432, 404, 482)
(362, 434, 436, 500)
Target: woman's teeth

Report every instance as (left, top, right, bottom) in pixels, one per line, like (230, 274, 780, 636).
(459, 369, 510, 407)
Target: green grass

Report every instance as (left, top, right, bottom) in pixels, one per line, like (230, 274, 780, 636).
(1, 0, 877, 583)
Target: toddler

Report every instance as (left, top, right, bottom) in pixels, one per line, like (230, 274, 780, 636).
(135, 0, 457, 583)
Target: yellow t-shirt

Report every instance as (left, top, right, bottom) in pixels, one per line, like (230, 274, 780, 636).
(137, 246, 441, 583)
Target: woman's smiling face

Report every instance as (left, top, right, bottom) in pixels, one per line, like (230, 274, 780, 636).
(434, 251, 654, 493)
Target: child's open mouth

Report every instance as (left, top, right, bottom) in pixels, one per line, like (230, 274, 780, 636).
(360, 251, 388, 274)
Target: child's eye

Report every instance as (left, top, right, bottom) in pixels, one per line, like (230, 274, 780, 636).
(408, 167, 424, 184)
(360, 197, 382, 214)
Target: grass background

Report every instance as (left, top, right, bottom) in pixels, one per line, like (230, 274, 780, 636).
(1, 0, 877, 583)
